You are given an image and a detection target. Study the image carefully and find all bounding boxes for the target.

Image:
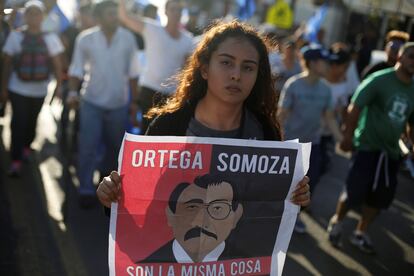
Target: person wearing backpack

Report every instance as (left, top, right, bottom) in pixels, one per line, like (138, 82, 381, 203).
(0, 0, 64, 177)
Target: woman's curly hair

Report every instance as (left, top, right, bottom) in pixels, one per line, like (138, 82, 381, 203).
(147, 19, 280, 133)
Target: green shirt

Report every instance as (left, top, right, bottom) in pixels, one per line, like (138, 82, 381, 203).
(352, 68, 414, 160)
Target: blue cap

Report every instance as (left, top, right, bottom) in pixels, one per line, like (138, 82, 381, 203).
(300, 45, 330, 61)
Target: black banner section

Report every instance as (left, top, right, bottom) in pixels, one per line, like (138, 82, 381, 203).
(208, 145, 298, 258)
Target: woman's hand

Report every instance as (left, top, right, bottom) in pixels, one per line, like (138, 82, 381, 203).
(291, 176, 310, 207)
(96, 171, 122, 208)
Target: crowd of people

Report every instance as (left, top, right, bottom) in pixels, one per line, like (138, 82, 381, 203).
(0, 0, 413, 260)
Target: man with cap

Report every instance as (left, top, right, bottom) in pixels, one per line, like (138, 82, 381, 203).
(361, 30, 410, 80)
(327, 42, 414, 254)
(278, 44, 343, 233)
(320, 44, 352, 174)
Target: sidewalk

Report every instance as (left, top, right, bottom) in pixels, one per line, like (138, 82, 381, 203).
(1, 101, 414, 275)
(0, 123, 66, 275)
(0, 101, 108, 276)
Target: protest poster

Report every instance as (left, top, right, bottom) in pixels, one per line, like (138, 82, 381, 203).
(109, 134, 310, 276)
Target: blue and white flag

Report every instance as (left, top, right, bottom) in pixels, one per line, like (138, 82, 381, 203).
(305, 4, 328, 44)
(237, 0, 256, 20)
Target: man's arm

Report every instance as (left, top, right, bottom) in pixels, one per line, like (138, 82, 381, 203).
(59, 33, 71, 73)
(66, 31, 87, 108)
(277, 80, 294, 126)
(119, 0, 145, 34)
(0, 54, 12, 103)
(66, 76, 81, 108)
(51, 55, 63, 99)
(68, 76, 81, 93)
(408, 123, 414, 152)
(340, 103, 361, 152)
(324, 109, 343, 142)
(129, 78, 139, 126)
(129, 78, 139, 103)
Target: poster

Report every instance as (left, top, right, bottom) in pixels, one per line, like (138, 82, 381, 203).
(109, 134, 310, 276)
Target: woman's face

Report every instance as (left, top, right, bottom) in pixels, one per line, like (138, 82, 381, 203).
(201, 37, 259, 107)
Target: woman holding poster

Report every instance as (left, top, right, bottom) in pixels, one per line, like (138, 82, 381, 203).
(98, 19, 310, 207)
(97, 20, 311, 274)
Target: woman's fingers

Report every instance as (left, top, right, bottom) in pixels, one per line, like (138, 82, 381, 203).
(291, 191, 311, 206)
(96, 185, 112, 208)
(102, 177, 119, 201)
(292, 176, 309, 194)
(291, 176, 311, 207)
(97, 172, 122, 208)
(110, 171, 121, 185)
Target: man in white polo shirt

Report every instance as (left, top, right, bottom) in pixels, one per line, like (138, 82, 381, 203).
(119, 0, 194, 133)
(68, 0, 139, 208)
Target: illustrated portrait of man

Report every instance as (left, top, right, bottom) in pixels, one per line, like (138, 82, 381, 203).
(139, 173, 244, 263)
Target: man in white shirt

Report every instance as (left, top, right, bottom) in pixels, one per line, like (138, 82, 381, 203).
(68, 0, 139, 208)
(119, 0, 194, 133)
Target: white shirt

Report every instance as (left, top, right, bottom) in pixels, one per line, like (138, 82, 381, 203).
(345, 61, 360, 95)
(140, 18, 194, 94)
(322, 80, 354, 135)
(2, 31, 64, 98)
(326, 81, 352, 109)
(69, 26, 139, 109)
(42, 11, 60, 34)
(172, 240, 225, 263)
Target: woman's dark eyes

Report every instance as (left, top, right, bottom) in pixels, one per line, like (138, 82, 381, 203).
(219, 61, 255, 72)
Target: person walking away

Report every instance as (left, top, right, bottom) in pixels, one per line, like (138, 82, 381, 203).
(278, 45, 343, 233)
(321, 45, 352, 174)
(67, 0, 139, 208)
(327, 42, 414, 254)
(0, 0, 63, 176)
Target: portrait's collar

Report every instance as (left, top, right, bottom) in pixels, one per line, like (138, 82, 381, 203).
(172, 239, 225, 263)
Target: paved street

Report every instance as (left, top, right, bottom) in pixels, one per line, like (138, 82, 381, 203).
(1, 100, 414, 276)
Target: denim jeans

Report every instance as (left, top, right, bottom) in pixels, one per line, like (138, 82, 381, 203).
(78, 100, 128, 195)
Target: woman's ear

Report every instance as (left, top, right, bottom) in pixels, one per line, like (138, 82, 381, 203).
(200, 64, 208, 80)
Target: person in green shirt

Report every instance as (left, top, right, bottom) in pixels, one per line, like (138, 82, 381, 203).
(327, 42, 414, 254)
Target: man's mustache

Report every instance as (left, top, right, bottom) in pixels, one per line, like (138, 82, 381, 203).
(184, 227, 218, 240)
